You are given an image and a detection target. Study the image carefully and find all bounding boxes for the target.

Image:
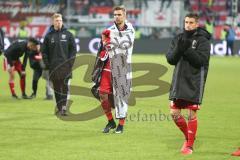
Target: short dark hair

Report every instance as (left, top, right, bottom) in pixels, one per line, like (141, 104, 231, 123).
(185, 13, 199, 22)
(28, 37, 40, 45)
(113, 5, 126, 14)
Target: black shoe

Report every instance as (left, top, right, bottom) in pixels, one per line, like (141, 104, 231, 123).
(30, 93, 36, 99)
(115, 124, 124, 134)
(22, 94, 30, 99)
(102, 120, 116, 133)
(12, 94, 19, 99)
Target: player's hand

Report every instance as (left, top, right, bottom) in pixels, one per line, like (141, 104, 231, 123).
(178, 37, 192, 52)
(176, 38, 185, 53)
(102, 29, 110, 46)
(182, 39, 192, 50)
(34, 52, 42, 60)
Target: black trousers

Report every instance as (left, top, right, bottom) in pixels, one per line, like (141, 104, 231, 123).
(226, 40, 234, 56)
(52, 78, 69, 111)
(32, 69, 42, 95)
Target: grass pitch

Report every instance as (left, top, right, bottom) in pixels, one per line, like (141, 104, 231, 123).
(0, 54, 239, 160)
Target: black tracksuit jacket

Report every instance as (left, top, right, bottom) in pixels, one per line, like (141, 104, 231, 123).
(4, 41, 29, 70)
(41, 25, 76, 80)
(166, 27, 211, 104)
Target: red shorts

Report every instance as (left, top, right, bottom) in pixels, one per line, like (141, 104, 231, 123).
(99, 70, 112, 94)
(170, 99, 200, 110)
(4, 58, 23, 72)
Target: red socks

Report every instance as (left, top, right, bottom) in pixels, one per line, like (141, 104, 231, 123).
(187, 118, 198, 147)
(101, 100, 113, 121)
(173, 115, 198, 148)
(20, 76, 26, 95)
(119, 118, 125, 126)
(173, 115, 188, 140)
(106, 112, 113, 121)
(9, 82, 16, 95)
(101, 99, 126, 126)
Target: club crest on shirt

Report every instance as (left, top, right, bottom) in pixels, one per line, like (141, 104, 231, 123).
(51, 38, 54, 43)
(192, 40, 197, 49)
(62, 34, 66, 39)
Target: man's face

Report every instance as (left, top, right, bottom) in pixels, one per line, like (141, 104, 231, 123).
(114, 10, 126, 25)
(28, 43, 39, 51)
(184, 17, 199, 31)
(53, 17, 63, 30)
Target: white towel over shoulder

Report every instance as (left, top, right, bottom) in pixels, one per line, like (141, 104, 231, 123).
(107, 22, 135, 118)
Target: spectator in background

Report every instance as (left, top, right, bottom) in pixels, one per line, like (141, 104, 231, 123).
(69, 27, 77, 37)
(205, 19, 214, 35)
(18, 21, 28, 38)
(226, 0, 232, 16)
(134, 27, 141, 39)
(0, 27, 4, 55)
(59, 1, 67, 20)
(150, 28, 161, 39)
(207, 0, 214, 7)
(160, 28, 171, 38)
(74, 0, 90, 15)
(224, 25, 236, 56)
(77, 27, 92, 38)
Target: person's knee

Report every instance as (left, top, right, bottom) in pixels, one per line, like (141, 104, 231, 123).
(9, 74, 14, 80)
(99, 93, 108, 102)
(8, 70, 14, 79)
(170, 109, 181, 120)
(188, 109, 197, 120)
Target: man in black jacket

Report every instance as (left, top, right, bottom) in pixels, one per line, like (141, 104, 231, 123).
(4, 38, 40, 99)
(0, 27, 4, 55)
(42, 13, 76, 116)
(166, 13, 211, 155)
